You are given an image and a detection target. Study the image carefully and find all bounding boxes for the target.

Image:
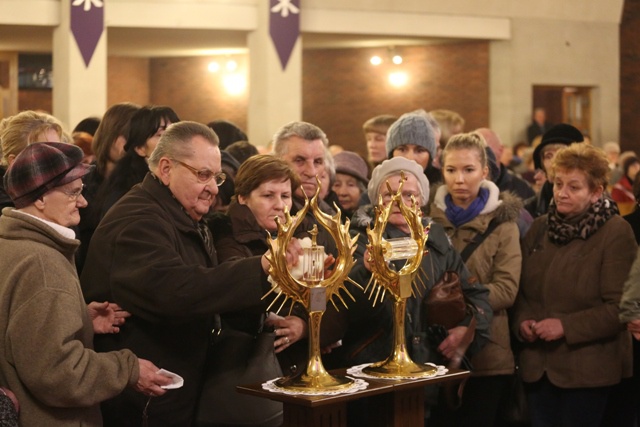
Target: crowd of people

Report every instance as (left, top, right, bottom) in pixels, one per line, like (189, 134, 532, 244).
(0, 105, 639, 427)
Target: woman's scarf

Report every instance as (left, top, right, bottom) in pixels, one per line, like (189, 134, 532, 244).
(547, 196, 618, 245)
(444, 187, 490, 228)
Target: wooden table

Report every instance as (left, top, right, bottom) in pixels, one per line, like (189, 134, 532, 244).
(237, 368, 470, 427)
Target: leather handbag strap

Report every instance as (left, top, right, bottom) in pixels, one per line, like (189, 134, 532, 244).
(459, 219, 499, 262)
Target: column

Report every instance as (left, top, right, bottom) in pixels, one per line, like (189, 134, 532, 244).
(247, 0, 302, 149)
(52, 0, 107, 131)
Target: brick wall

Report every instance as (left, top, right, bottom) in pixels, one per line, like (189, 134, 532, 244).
(0, 61, 8, 88)
(107, 56, 150, 107)
(303, 41, 489, 156)
(148, 56, 248, 129)
(18, 89, 52, 114)
(16, 41, 489, 146)
(621, 1, 640, 152)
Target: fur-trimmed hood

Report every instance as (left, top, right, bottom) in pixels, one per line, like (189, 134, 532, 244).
(433, 179, 522, 225)
(350, 204, 376, 230)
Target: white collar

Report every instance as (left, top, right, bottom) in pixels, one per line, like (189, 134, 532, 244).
(14, 210, 77, 240)
(434, 179, 502, 214)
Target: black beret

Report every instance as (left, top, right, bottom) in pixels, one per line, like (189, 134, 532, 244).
(533, 123, 583, 171)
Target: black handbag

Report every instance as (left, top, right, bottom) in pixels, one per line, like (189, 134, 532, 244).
(499, 366, 530, 425)
(195, 319, 283, 427)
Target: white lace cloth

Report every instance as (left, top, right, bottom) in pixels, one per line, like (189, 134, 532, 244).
(346, 362, 448, 380)
(262, 377, 369, 396)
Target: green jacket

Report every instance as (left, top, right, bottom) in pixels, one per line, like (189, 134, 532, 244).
(620, 249, 640, 323)
(0, 209, 138, 427)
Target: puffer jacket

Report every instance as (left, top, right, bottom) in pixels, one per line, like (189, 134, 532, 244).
(430, 180, 522, 376)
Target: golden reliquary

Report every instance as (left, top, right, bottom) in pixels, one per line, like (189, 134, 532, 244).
(363, 172, 437, 378)
(263, 178, 361, 391)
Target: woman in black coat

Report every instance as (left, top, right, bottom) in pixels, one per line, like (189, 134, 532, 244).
(91, 105, 179, 220)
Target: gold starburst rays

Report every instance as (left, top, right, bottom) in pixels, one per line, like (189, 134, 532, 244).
(364, 172, 430, 306)
(262, 178, 361, 315)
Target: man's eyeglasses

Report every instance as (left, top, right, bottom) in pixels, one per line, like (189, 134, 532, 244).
(57, 184, 85, 202)
(171, 159, 226, 186)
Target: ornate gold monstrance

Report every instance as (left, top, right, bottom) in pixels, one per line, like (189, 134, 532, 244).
(263, 181, 361, 391)
(363, 172, 437, 378)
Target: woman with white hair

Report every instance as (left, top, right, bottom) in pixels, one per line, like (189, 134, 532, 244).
(328, 157, 492, 424)
(0, 142, 172, 426)
(0, 110, 66, 213)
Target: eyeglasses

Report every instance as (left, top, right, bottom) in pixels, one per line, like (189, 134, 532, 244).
(57, 184, 85, 202)
(171, 159, 226, 186)
(380, 191, 421, 204)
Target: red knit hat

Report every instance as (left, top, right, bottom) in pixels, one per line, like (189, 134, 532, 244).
(4, 142, 92, 208)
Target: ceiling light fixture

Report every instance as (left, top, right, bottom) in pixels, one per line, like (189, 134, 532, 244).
(208, 61, 220, 73)
(226, 59, 238, 72)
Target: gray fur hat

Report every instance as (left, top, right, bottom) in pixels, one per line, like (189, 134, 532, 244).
(385, 112, 437, 162)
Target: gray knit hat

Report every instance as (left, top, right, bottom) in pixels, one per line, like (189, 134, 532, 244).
(385, 112, 437, 162)
(368, 157, 430, 206)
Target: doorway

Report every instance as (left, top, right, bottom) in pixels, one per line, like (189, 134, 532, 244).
(533, 85, 592, 139)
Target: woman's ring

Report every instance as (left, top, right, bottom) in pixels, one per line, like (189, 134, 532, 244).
(284, 336, 290, 344)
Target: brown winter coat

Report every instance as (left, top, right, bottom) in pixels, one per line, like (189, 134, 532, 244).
(0, 209, 138, 427)
(430, 182, 522, 376)
(514, 214, 636, 388)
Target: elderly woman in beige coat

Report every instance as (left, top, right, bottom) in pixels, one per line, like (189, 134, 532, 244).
(429, 132, 522, 426)
(0, 142, 172, 426)
(514, 143, 636, 427)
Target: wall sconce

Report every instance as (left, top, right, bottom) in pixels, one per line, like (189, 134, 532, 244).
(207, 56, 247, 95)
(223, 74, 246, 95)
(369, 47, 403, 66)
(208, 61, 220, 73)
(225, 59, 238, 72)
(368, 47, 408, 87)
(389, 71, 408, 87)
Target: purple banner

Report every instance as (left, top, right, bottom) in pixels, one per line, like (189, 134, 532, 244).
(71, 0, 105, 67)
(269, 0, 300, 70)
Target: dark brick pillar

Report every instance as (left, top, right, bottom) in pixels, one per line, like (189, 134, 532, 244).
(620, 0, 640, 152)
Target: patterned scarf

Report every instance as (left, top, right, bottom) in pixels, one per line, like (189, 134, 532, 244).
(547, 196, 618, 245)
(444, 187, 490, 228)
(0, 393, 18, 427)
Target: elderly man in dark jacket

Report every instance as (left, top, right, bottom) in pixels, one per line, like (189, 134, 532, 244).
(81, 122, 301, 427)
